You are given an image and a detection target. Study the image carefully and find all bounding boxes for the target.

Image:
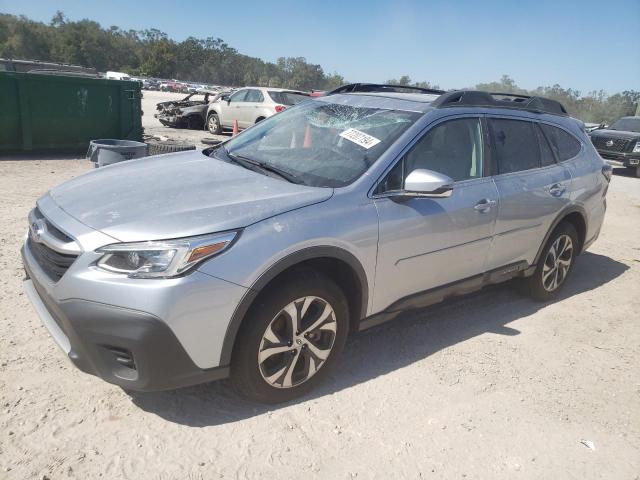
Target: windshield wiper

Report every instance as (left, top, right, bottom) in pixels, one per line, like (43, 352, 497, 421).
(225, 150, 303, 185)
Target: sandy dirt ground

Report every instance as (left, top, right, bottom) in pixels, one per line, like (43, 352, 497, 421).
(0, 150, 638, 479)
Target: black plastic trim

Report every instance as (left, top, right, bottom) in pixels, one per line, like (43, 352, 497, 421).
(23, 249, 228, 392)
(358, 260, 529, 330)
(532, 205, 589, 266)
(219, 246, 369, 365)
(432, 90, 568, 117)
(328, 83, 445, 95)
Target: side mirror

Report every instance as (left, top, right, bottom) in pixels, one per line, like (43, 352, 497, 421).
(403, 169, 454, 197)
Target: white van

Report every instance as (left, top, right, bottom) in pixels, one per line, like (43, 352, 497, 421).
(105, 71, 131, 81)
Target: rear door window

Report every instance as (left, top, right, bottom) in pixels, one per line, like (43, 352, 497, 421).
(489, 119, 540, 174)
(229, 90, 248, 103)
(269, 91, 309, 105)
(245, 89, 264, 103)
(540, 124, 582, 161)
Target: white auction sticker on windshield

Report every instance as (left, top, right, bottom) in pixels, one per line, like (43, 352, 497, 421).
(339, 128, 381, 149)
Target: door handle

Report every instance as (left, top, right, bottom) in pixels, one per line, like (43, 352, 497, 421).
(548, 183, 566, 196)
(474, 199, 497, 212)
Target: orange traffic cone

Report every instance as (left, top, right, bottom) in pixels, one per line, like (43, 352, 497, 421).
(303, 125, 312, 148)
(232, 120, 239, 136)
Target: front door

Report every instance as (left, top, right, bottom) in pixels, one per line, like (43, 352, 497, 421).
(373, 116, 499, 313)
(221, 89, 248, 128)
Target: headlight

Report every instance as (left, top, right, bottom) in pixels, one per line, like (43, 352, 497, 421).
(633, 141, 640, 153)
(95, 231, 237, 278)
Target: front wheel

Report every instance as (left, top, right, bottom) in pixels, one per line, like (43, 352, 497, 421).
(231, 271, 349, 403)
(524, 222, 578, 301)
(207, 113, 222, 134)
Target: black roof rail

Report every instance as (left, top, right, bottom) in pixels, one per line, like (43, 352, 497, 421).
(431, 90, 568, 116)
(328, 83, 445, 96)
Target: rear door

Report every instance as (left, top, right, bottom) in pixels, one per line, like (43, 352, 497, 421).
(485, 117, 572, 270)
(242, 89, 265, 127)
(373, 116, 499, 312)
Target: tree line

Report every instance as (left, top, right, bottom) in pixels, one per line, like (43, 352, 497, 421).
(386, 74, 638, 124)
(0, 12, 346, 91)
(1, 13, 637, 123)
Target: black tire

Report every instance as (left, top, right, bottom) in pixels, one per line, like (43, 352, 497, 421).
(231, 270, 349, 404)
(255, 117, 265, 124)
(145, 138, 196, 156)
(207, 113, 222, 134)
(523, 222, 578, 302)
(630, 166, 640, 178)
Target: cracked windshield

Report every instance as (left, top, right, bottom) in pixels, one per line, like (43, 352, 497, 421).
(219, 101, 420, 187)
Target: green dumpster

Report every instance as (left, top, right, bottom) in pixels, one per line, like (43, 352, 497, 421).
(0, 71, 142, 153)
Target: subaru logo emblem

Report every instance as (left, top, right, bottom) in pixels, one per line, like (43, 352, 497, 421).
(29, 219, 46, 242)
(605, 140, 614, 147)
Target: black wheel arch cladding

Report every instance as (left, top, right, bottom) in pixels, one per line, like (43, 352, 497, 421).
(218, 246, 369, 366)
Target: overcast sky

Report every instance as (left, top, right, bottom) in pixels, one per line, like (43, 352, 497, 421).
(3, 0, 639, 94)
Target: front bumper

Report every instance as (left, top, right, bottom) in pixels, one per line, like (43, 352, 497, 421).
(21, 212, 248, 390)
(596, 149, 640, 167)
(23, 275, 229, 391)
(155, 114, 182, 127)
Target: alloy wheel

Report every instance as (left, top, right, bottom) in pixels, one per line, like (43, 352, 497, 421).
(208, 115, 219, 133)
(542, 234, 574, 292)
(258, 296, 337, 389)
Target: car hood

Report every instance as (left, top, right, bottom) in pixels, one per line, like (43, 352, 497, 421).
(47, 150, 333, 242)
(590, 129, 640, 140)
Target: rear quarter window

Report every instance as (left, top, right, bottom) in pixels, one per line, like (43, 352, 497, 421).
(268, 91, 309, 105)
(540, 124, 581, 161)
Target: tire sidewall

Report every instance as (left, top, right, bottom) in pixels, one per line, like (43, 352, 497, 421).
(231, 271, 349, 403)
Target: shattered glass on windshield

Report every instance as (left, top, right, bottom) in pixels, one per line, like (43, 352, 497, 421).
(219, 101, 420, 187)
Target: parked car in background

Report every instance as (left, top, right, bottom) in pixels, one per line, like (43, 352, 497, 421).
(583, 122, 605, 133)
(160, 81, 184, 93)
(590, 116, 640, 177)
(105, 71, 131, 81)
(156, 89, 230, 129)
(22, 86, 610, 403)
(206, 87, 309, 134)
(142, 78, 160, 90)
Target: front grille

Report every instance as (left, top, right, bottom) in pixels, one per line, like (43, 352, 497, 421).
(590, 136, 630, 152)
(33, 207, 74, 243)
(27, 237, 78, 282)
(600, 152, 623, 161)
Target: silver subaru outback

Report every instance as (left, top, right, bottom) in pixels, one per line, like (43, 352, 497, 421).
(22, 87, 611, 403)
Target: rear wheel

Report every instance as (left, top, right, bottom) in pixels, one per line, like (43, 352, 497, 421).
(231, 270, 348, 403)
(523, 222, 578, 301)
(207, 113, 222, 134)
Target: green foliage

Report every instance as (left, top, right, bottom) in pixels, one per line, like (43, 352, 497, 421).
(385, 75, 440, 89)
(473, 75, 638, 124)
(0, 12, 342, 90)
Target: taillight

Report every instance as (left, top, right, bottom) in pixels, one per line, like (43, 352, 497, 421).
(601, 164, 613, 183)
(275, 105, 286, 113)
